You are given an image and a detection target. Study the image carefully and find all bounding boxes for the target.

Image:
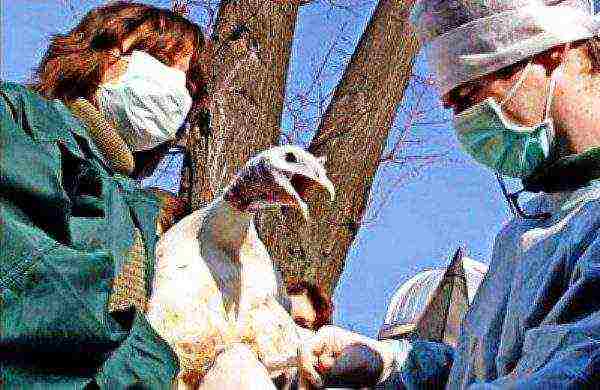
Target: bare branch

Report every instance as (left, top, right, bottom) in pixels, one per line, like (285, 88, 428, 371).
(260, 0, 423, 294)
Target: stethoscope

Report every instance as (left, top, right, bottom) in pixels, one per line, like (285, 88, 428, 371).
(495, 172, 551, 220)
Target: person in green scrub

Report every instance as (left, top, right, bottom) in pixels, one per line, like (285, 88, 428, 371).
(0, 2, 206, 387)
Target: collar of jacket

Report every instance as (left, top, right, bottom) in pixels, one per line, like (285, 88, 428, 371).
(523, 147, 600, 193)
(67, 98, 135, 176)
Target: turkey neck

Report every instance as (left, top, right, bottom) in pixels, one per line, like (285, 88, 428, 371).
(200, 195, 275, 319)
(202, 196, 254, 260)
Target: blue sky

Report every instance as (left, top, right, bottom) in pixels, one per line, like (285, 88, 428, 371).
(2, 0, 517, 337)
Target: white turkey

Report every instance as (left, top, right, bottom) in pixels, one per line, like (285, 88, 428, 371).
(146, 145, 335, 388)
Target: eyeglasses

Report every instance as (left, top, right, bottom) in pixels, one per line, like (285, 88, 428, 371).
(495, 173, 551, 220)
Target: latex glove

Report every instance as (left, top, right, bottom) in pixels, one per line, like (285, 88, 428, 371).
(297, 325, 396, 388)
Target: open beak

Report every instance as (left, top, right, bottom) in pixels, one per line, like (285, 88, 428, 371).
(274, 173, 336, 221)
(320, 176, 336, 203)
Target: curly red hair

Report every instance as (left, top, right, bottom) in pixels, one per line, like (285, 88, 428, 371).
(146, 188, 190, 235)
(33, 1, 208, 109)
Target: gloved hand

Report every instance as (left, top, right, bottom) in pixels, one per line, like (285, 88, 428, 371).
(297, 325, 396, 388)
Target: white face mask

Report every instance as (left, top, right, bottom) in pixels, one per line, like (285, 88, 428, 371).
(96, 50, 192, 152)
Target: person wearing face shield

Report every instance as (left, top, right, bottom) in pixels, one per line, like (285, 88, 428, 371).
(297, 0, 600, 388)
(0, 2, 206, 387)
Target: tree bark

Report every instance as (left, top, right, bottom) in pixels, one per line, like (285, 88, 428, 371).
(189, 0, 302, 210)
(257, 0, 420, 295)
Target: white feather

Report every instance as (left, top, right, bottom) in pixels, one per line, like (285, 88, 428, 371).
(146, 146, 333, 386)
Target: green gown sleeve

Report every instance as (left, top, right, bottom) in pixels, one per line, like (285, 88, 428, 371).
(0, 82, 178, 389)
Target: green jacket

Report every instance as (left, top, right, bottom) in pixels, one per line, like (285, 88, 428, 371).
(0, 82, 178, 389)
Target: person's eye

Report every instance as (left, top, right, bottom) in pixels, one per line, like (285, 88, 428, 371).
(453, 83, 483, 112)
(285, 152, 297, 163)
(459, 84, 478, 101)
(458, 85, 473, 97)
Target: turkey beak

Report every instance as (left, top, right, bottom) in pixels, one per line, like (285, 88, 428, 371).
(296, 174, 335, 221)
(320, 176, 335, 203)
(274, 172, 335, 222)
(298, 200, 310, 221)
(274, 173, 310, 221)
(304, 174, 335, 204)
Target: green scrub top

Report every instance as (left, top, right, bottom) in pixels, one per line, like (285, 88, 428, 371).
(0, 82, 178, 389)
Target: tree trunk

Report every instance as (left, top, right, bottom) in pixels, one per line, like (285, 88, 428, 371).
(257, 0, 420, 295)
(189, 0, 302, 210)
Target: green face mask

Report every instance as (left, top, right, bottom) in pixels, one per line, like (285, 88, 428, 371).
(453, 61, 561, 179)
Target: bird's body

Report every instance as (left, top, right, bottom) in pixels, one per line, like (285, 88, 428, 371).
(147, 198, 300, 384)
(146, 146, 335, 388)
